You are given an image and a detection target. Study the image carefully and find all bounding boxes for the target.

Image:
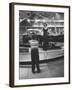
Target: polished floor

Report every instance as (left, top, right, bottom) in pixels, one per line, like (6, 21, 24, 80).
(19, 57, 64, 79)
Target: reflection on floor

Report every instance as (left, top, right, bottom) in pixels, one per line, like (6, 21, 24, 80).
(19, 57, 64, 79)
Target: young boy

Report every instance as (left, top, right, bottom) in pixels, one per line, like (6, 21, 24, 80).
(29, 36, 40, 73)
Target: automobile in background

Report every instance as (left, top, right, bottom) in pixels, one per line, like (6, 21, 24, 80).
(19, 29, 64, 50)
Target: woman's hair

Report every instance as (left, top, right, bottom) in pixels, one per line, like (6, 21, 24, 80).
(43, 23, 47, 27)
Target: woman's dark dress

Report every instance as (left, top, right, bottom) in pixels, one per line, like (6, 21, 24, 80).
(43, 28, 49, 50)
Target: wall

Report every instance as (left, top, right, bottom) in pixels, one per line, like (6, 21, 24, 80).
(0, 0, 72, 90)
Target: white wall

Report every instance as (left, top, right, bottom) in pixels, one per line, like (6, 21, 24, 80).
(0, 0, 72, 90)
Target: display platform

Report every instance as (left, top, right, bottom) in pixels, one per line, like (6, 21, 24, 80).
(19, 48, 64, 65)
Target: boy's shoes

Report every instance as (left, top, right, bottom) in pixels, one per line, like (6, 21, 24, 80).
(37, 70, 41, 73)
(32, 71, 35, 74)
(32, 70, 41, 74)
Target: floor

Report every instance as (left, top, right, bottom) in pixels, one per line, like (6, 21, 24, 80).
(19, 57, 64, 79)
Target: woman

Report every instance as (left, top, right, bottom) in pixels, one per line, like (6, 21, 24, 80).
(42, 23, 49, 50)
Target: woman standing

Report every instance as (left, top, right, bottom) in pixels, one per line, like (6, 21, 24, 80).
(42, 23, 49, 50)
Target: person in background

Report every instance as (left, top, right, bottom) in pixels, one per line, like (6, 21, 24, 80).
(42, 23, 49, 50)
(29, 36, 40, 73)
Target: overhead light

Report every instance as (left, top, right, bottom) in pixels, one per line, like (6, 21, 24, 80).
(27, 19, 30, 22)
